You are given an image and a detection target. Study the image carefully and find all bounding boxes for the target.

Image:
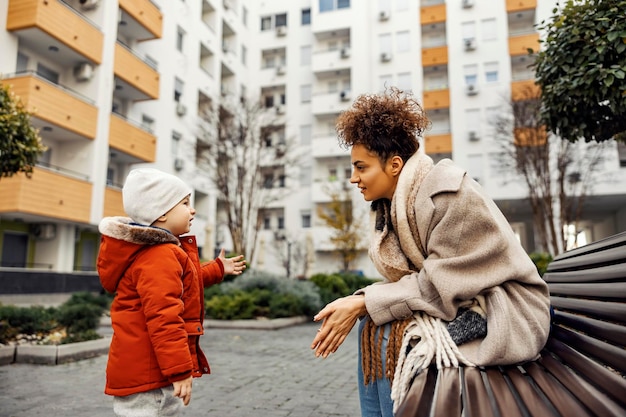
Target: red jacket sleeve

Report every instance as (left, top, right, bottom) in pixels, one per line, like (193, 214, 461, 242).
(201, 258, 224, 287)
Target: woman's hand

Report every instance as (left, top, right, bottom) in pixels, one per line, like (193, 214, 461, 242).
(217, 248, 246, 276)
(310, 295, 367, 358)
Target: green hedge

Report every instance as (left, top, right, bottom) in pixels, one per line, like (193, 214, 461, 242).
(0, 291, 110, 345)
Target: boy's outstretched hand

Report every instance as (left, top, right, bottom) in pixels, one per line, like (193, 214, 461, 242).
(173, 375, 193, 406)
(217, 248, 246, 276)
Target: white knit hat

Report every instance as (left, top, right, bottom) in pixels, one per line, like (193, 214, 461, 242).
(122, 168, 192, 226)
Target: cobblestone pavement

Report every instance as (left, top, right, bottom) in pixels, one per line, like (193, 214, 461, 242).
(0, 322, 361, 417)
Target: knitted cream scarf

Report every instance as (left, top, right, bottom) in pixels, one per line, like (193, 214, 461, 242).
(368, 153, 475, 413)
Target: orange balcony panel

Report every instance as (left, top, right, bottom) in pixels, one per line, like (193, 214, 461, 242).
(509, 33, 540, 56)
(3, 75, 98, 139)
(109, 114, 156, 162)
(423, 89, 450, 110)
(514, 127, 547, 147)
(422, 46, 448, 67)
(424, 134, 452, 154)
(114, 43, 160, 100)
(506, 0, 537, 12)
(103, 187, 126, 218)
(420, 4, 446, 25)
(511, 79, 541, 101)
(7, 0, 103, 64)
(119, 0, 163, 40)
(0, 168, 92, 223)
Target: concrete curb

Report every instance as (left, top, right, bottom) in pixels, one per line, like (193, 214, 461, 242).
(1, 337, 111, 366)
(204, 316, 310, 330)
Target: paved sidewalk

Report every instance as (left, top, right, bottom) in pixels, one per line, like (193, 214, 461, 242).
(0, 322, 361, 417)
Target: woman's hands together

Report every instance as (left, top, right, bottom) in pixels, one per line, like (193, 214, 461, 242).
(310, 294, 367, 358)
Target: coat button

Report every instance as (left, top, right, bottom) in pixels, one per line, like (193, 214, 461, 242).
(197, 327, 202, 331)
(188, 238, 193, 243)
(203, 367, 209, 372)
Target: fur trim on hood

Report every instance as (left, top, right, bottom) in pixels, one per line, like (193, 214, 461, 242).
(99, 216, 179, 246)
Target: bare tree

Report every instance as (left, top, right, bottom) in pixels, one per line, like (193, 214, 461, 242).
(196, 95, 302, 261)
(317, 185, 367, 271)
(491, 86, 609, 255)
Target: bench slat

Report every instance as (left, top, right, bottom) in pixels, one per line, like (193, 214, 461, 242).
(553, 310, 626, 346)
(544, 263, 626, 283)
(539, 351, 625, 417)
(523, 361, 590, 417)
(484, 368, 525, 417)
(548, 282, 626, 299)
(395, 367, 436, 417)
(552, 326, 626, 374)
(549, 297, 626, 324)
(546, 338, 626, 408)
(548, 232, 626, 265)
(463, 367, 499, 417)
(433, 367, 461, 417)
(503, 366, 560, 417)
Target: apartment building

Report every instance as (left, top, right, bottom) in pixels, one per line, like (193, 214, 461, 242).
(1, 0, 625, 281)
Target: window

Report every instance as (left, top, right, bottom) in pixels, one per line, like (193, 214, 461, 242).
(302, 8, 311, 25)
(278, 175, 286, 188)
(465, 109, 480, 134)
(301, 84, 312, 103)
(275, 13, 287, 27)
(463, 64, 478, 85)
(277, 217, 285, 230)
(174, 78, 184, 101)
(16, 52, 28, 72)
(264, 217, 271, 230)
(485, 62, 499, 83)
(300, 163, 312, 186)
(328, 80, 338, 93)
(241, 45, 247, 66)
(462, 21, 476, 41)
(264, 95, 275, 108)
(301, 213, 311, 228)
(397, 72, 411, 92)
(481, 18, 497, 41)
(176, 26, 185, 52)
(172, 131, 182, 156)
(396, 0, 409, 11)
(141, 115, 154, 133)
(300, 124, 312, 145)
(397, 31, 410, 53)
(301, 45, 312, 66)
(379, 75, 392, 91)
(263, 174, 273, 189)
(36, 63, 58, 84)
(242, 6, 248, 26)
(261, 16, 271, 31)
(320, 0, 349, 12)
(379, 33, 392, 55)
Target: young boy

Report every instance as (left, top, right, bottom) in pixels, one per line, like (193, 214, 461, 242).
(97, 168, 246, 416)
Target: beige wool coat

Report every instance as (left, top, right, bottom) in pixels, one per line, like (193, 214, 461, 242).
(358, 154, 551, 366)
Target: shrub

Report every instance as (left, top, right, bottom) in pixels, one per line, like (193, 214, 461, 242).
(529, 252, 553, 277)
(310, 272, 378, 305)
(0, 304, 58, 343)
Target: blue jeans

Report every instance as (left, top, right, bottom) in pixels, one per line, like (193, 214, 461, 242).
(358, 318, 394, 417)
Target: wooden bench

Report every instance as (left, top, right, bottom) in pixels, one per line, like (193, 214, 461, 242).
(395, 231, 626, 417)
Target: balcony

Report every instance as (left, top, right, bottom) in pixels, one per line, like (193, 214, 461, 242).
(508, 33, 540, 56)
(0, 167, 92, 223)
(506, 0, 537, 12)
(114, 42, 160, 101)
(118, 0, 163, 41)
(103, 187, 125, 218)
(6, 0, 103, 65)
(109, 113, 156, 162)
(3, 73, 98, 139)
(312, 135, 350, 158)
(422, 46, 448, 67)
(312, 48, 351, 73)
(424, 133, 452, 154)
(514, 127, 547, 147)
(511, 79, 540, 101)
(423, 89, 450, 110)
(420, 4, 446, 25)
(311, 91, 351, 116)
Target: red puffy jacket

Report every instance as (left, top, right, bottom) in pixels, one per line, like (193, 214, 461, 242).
(97, 217, 224, 397)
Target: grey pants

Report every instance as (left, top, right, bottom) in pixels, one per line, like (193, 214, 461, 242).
(113, 386, 183, 417)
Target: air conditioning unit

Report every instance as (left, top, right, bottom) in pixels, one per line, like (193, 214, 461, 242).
(340, 90, 351, 102)
(222, 43, 229, 53)
(276, 26, 287, 37)
(464, 37, 477, 51)
(379, 10, 390, 21)
(276, 66, 285, 75)
(223, 0, 231, 9)
(79, 0, 100, 10)
(174, 158, 184, 171)
(176, 103, 187, 116)
(30, 223, 56, 240)
(276, 143, 287, 156)
(380, 52, 392, 62)
(275, 105, 285, 115)
(468, 130, 480, 141)
(74, 62, 94, 82)
(465, 84, 479, 96)
(340, 47, 351, 59)
(462, 0, 475, 8)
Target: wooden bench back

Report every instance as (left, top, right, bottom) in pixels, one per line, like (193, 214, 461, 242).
(542, 230, 626, 415)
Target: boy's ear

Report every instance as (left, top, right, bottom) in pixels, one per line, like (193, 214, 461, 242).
(154, 214, 167, 223)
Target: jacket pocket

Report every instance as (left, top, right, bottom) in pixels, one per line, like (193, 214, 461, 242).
(184, 320, 204, 336)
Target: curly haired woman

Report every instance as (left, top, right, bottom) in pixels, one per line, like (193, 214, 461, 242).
(310, 87, 550, 417)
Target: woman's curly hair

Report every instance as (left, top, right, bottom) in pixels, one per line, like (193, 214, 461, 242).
(336, 87, 430, 164)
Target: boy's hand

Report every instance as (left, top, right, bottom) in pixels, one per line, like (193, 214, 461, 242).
(217, 248, 246, 276)
(173, 376, 193, 406)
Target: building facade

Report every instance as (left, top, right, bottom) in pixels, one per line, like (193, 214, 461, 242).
(1, 0, 625, 280)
